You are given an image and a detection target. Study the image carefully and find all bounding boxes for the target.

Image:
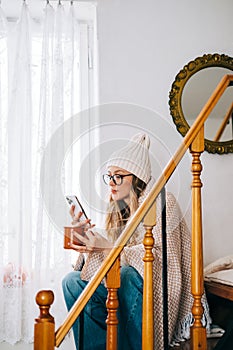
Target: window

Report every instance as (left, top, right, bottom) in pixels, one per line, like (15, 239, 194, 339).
(0, 1, 98, 344)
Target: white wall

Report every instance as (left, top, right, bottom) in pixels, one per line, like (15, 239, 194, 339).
(96, 0, 233, 265)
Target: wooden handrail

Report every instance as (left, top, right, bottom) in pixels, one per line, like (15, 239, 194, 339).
(54, 74, 233, 347)
(214, 101, 233, 141)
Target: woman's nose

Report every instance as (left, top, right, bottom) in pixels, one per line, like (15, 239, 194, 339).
(109, 178, 115, 186)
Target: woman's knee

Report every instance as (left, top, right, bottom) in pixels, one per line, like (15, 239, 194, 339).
(62, 271, 86, 296)
(62, 271, 78, 288)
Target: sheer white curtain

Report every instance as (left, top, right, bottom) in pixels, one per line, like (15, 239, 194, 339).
(0, 0, 97, 345)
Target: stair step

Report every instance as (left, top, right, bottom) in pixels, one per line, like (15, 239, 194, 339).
(169, 338, 220, 349)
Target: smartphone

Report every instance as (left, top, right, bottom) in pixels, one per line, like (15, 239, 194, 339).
(64, 195, 89, 249)
(65, 195, 89, 221)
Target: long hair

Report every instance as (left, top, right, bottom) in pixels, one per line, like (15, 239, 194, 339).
(105, 175, 147, 242)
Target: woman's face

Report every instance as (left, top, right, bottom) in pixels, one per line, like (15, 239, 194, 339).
(107, 166, 133, 204)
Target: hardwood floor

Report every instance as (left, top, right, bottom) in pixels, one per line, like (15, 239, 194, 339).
(169, 338, 220, 350)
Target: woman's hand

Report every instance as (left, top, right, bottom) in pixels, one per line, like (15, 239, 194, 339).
(68, 205, 112, 254)
(69, 204, 94, 252)
(70, 204, 92, 232)
(69, 204, 87, 224)
(71, 229, 112, 255)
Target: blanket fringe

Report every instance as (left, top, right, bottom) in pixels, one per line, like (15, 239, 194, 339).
(170, 312, 193, 346)
(170, 304, 212, 347)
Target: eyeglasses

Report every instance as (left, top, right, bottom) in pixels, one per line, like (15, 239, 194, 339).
(102, 173, 133, 186)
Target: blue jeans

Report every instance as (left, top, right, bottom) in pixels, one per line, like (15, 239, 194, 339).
(62, 266, 143, 350)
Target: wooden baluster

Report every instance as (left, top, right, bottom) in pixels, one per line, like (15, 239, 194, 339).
(106, 256, 121, 350)
(142, 202, 156, 350)
(190, 126, 207, 350)
(34, 290, 55, 350)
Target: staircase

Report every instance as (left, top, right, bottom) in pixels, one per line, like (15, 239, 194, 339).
(34, 75, 233, 350)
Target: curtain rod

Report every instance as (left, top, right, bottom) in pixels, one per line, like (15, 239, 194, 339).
(40, 0, 79, 3)
(42, 0, 77, 1)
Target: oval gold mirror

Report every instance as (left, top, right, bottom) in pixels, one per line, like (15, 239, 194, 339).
(169, 53, 233, 154)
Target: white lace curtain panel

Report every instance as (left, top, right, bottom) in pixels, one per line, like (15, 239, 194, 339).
(0, 1, 94, 344)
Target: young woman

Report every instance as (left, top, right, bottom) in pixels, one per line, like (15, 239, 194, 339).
(62, 133, 211, 350)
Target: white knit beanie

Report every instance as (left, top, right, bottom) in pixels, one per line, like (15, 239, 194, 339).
(106, 133, 151, 184)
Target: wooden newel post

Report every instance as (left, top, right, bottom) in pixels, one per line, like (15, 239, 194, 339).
(142, 201, 156, 350)
(190, 126, 207, 350)
(106, 256, 121, 350)
(34, 290, 55, 350)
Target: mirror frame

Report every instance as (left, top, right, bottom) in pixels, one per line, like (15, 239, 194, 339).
(169, 53, 233, 154)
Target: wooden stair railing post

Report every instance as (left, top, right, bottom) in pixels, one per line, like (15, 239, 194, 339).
(34, 290, 55, 350)
(190, 126, 207, 350)
(105, 256, 121, 350)
(142, 201, 156, 350)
